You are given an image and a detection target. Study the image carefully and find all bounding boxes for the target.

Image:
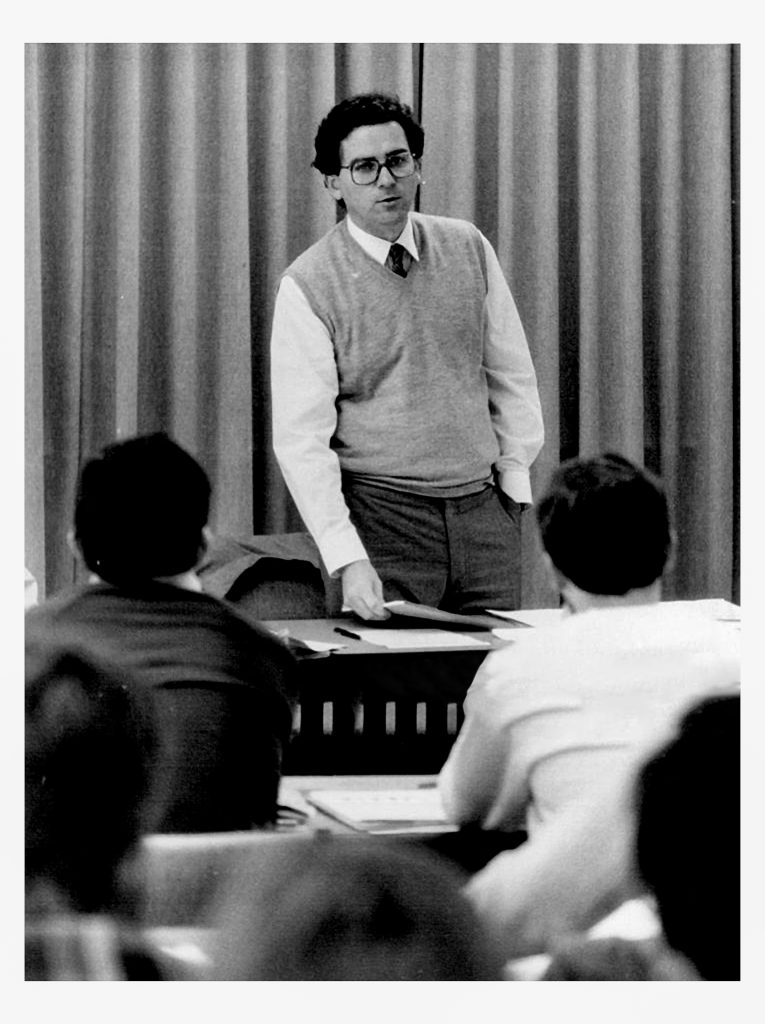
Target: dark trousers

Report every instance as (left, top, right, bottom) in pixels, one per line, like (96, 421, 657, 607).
(342, 476, 523, 612)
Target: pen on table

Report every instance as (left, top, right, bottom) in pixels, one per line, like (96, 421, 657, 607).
(334, 626, 362, 640)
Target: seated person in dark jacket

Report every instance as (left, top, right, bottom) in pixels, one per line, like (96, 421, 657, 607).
(25, 642, 164, 979)
(633, 692, 740, 981)
(26, 432, 296, 834)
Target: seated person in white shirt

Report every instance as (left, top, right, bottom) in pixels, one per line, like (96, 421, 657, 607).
(270, 92, 544, 620)
(469, 694, 741, 976)
(438, 452, 740, 837)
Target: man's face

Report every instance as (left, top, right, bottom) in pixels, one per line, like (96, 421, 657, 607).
(326, 121, 420, 242)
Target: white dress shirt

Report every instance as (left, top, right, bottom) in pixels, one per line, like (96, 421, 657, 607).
(271, 214, 544, 577)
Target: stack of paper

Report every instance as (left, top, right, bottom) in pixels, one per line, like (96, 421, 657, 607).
(306, 787, 458, 835)
(488, 608, 563, 629)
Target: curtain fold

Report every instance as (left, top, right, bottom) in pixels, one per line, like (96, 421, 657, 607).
(245, 42, 418, 534)
(420, 42, 737, 605)
(574, 44, 645, 457)
(25, 42, 738, 606)
(25, 43, 46, 596)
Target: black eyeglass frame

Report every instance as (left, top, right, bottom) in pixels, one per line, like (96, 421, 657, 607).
(338, 151, 419, 186)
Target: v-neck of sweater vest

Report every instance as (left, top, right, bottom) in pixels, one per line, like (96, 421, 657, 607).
(341, 219, 420, 283)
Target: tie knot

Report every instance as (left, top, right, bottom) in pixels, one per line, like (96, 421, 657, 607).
(386, 243, 410, 278)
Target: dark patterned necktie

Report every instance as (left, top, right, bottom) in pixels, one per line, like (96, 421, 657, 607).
(385, 242, 410, 278)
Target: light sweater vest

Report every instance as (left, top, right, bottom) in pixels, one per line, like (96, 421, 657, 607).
(284, 213, 498, 496)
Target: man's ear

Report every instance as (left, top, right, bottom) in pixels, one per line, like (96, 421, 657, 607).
(542, 553, 576, 609)
(323, 173, 342, 202)
(664, 526, 677, 575)
(66, 529, 82, 562)
(192, 526, 212, 574)
(67, 529, 94, 579)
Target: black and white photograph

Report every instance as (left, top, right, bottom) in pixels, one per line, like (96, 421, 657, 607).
(15, 8, 759, 1021)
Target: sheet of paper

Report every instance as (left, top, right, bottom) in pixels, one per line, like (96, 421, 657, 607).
(355, 629, 490, 650)
(308, 788, 449, 824)
(488, 608, 564, 628)
(383, 599, 498, 628)
(492, 628, 524, 641)
(660, 598, 740, 621)
(267, 627, 345, 653)
(300, 639, 345, 652)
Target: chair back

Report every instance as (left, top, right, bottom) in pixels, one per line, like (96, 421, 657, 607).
(142, 683, 282, 835)
(227, 557, 327, 619)
(199, 532, 343, 618)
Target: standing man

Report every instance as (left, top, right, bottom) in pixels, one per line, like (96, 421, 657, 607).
(271, 93, 543, 620)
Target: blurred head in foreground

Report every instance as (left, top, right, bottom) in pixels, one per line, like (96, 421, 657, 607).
(25, 641, 155, 917)
(212, 835, 502, 980)
(635, 692, 740, 980)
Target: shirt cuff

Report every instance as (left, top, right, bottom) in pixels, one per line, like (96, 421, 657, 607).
(321, 531, 371, 580)
(497, 468, 533, 505)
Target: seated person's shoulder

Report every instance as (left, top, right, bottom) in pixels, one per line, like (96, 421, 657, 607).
(543, 936, 700, 982)
(471, 626, 580, 695)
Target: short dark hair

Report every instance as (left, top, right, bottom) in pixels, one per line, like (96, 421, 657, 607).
(536, 452, 671, 595)
(25, 642, 156, 915)
(312, 92, 425, 175)
(635, 693, 740, 980)
(74, 432, 211, 585)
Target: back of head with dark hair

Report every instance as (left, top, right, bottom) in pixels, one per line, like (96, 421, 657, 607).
(25, 641, 156, 915)
(312, 92, 425, 175)
(535, 452, 671, 595)
(635, 693, 740, 980)
(212, 835, 501, 980)
(74, 432, 211, 585)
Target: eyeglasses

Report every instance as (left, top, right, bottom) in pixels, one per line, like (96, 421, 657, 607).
(340, 151, 417, 186)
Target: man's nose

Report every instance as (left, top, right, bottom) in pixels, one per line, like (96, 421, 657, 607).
(377, 163, 396, 186)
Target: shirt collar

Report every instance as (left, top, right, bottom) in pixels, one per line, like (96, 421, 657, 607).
(346, 214, 419, 265)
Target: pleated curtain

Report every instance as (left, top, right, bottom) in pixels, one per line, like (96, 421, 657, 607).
(25, 42, 738, 607)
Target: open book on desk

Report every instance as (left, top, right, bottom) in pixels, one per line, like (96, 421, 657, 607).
(306, 787, 459, 835)
(380, 600, 529, 631)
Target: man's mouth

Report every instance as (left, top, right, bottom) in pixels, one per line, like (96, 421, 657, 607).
(377, 195, 400, 204)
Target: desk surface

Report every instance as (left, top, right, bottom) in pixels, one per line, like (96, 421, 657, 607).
(273, 621, 501, 774)
(264, 617, 511, 655)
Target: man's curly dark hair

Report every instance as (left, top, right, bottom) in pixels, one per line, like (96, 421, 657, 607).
(313, 92, 424, 176)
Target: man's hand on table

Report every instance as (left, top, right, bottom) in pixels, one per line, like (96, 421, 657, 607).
(340, 559, 390, 621)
